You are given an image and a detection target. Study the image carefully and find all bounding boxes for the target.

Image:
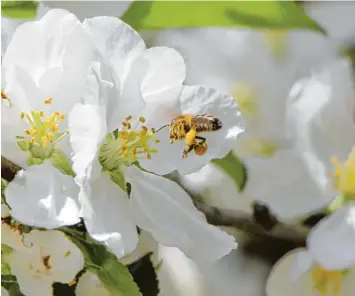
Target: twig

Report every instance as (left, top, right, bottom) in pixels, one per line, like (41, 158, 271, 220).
(1, 156, 22, 182)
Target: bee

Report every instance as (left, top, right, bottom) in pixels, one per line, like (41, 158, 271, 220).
(157, 114, 223, 159)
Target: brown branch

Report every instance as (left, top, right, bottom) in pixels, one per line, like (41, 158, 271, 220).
(1, 156, 22, 182)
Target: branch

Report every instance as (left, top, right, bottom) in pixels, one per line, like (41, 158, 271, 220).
(1, 156, 22, 182)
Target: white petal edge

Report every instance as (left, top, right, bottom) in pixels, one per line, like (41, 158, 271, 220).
(5, 164, 81, 228)
(79, 171, 138, 258)
(126, 166, 237, 263)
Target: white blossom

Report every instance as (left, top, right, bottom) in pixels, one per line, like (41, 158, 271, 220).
(69, 16, 239, 262)
(4, 230, 84, 296)
(267, 248, 355, 296)
(76, 271, 109, 296)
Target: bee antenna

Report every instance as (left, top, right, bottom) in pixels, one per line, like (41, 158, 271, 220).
(155, 124, 169, 133)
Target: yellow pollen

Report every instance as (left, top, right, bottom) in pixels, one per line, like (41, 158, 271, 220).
(122, 121, 128, 127)
(125, 115, 132, 121)
(1, 90, 7, 99)
(231, 84, 258, 119)
(155, 139, 160, 143)
(151, 128, 156, 134)
(311, 265, 344, 296)
(146, 153, 151, 160)
(44, 98, 52, 104)
(18, 99, 67, 148)
(330, 146, 355, 197)
(127, 123, 131, 130)
(139, 116, 146, 123)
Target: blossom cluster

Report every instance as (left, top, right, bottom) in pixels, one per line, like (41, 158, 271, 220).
(1, 2, 355, 296)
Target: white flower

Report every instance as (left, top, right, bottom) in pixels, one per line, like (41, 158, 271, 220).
(285, 57, 355, 201)
(146, 27, 336, 159)
(42, 0, 132, 21)
(5, 164, 80, 228)
(76, 271, 109, 296)
(305, 1, 355, 48)
(4, 230, 84, 296)
(69, 17, 238, 262)
(1, 9, 111, 229)
(293, 204, 355, 274)
(267, 248, 355, 296)
(180, 163, 253, 213)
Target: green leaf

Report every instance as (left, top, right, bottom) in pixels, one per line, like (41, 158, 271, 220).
(1, 275, 24, 296)
(121, 1, 326, 34)
(212, 151, 247, 192)
(50, 148, 76, 177)
(1, 1, 38, 19)
(62, 228, 142, 296)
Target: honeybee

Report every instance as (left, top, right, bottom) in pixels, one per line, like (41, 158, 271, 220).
(157, 114, 223, 159)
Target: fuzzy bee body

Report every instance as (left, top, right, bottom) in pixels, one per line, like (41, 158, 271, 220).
(166, 114, 223, 158)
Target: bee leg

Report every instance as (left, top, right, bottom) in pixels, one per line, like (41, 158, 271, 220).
(195, 136, 206, 145)
(183, 130, 197, 159)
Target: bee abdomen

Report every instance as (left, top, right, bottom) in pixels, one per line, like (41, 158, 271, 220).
(211, 117, 223, 131)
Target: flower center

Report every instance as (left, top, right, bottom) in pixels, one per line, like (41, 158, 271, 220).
(330, 146, 355, 199)
(311, 265, 346, 296)
(263, 30, 287, 59)
(19, 98, 68, 149)
(241, 138, 278, 157)
(99, 115, 159, 170)
(231, 84, 258, 119)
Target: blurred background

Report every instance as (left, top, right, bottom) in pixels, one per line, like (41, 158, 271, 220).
(2, 1, 355, 296)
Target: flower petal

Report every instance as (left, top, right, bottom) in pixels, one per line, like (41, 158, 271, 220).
(5, 164, 81, 228)
(307, 203, 355, 270)
(80, 171, 138, 258)
(2, 9, 80, 84)
(285, 58, 355, 191)
(135, 46, 186, 98)
(69, 62, 110, 178)
(126, 166, 237, 263)
(244, 149, 335, 220)
(140, 85, 245, 175)
(266, 248, 316, 296)
(76, 271, 110, 296)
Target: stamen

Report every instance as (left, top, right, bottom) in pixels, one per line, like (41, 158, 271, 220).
(139, 116, 146, 123)
(311, 265, 344, 296)
(126, 115, 132, 121)
(1, 90, 7, 99)
(20, 112, 25, 119)
(330, 146, 355, 197)
(44, 98, 52, 104)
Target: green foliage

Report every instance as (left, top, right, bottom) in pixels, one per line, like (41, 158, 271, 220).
(121, 0, 326, 34)
(212, 151, 247, 192)
(1, 1, 38, 19)
(62, 228, 142, 296)
(50, 148, 76, 176)
(1, 275, 24, 296)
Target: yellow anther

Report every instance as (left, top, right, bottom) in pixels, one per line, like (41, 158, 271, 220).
(1, 90, 7, 99)
(59, 114, 65, 120)
(122, 121, 128, 127)
(141, 126, 148, 131)
(47, 133, 53, 140)
(39, 111, 44, 117)
(44, 98, 52, 104)
(125, 115, 132, 121)
(25, 129, 32, 135)
(330, 146, 355, 197)
(51, 125, 59, 132)
(20, 112, 25, 119)
(151, 128, 156, 134)
(127, 123, 131, 130)
(146, 153, 151, 160)
(139, 116, 146, 123)
(31, 137, 36, 143)
(66, 130, 70, 134)
(311, 265, 344, 296)
(154, 139, 160, 143)
(32, 129, 38, 135)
